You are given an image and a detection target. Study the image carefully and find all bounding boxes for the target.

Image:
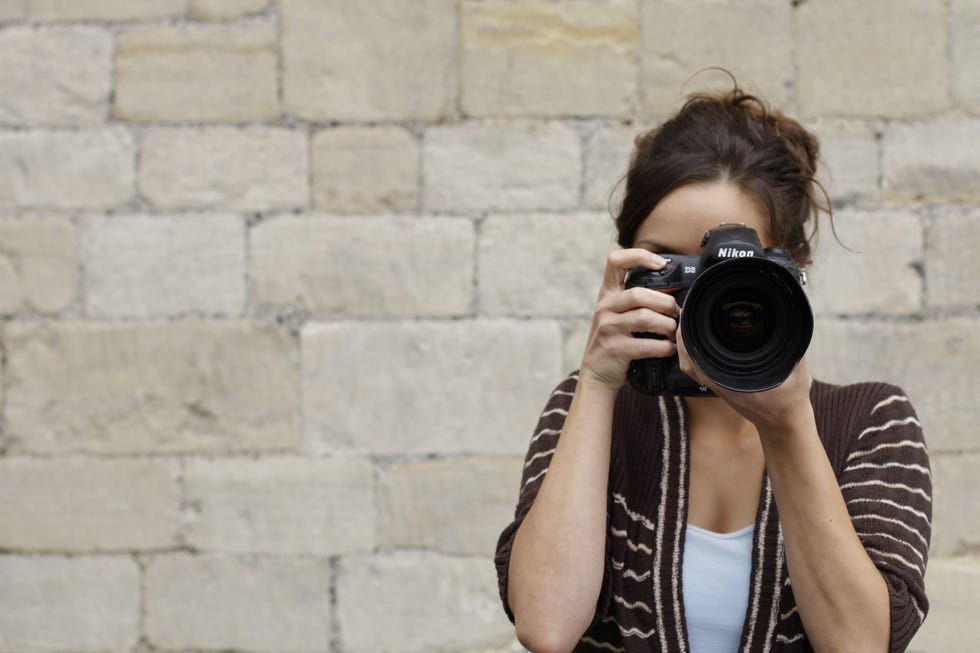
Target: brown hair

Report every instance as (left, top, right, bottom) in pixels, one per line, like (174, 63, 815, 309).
(615, 87, 830, 265)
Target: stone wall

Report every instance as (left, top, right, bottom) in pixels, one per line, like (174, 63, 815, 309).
(0, 1, 976, 651)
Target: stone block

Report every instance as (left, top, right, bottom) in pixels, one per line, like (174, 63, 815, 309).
(564, 318, 591, 374)
(302, 319, 562, 456)
(925, 211, 980, 309)
(0, 129, 134, 210)
(250, 215, 473, 318)
(952, 0, 980, 113)
(585, 124, 636, 211)
(0, 27, 111, 126)
(807, 209, 922, 316)
(82, 213, 245, 318)
(337, 553, 514, 653)
(311, 126, 419, 213)
(0, 458, 180, 551)
(379, 457, 523, 556)
(883, 119, 980, 204)
(928, 453, 980, 557)
(808, 318, 980, 453)
(3, 321, 300, 454)
(479, 212, 617, 316)
(28, 0, 185, 21)
(796, 0, 948, 117)
(0, 1, 25, 22)
(191, 0, 270, 20)
(139, 127, 307, 211)
(640, 2, 793, 117)
(145, 554, 330, 652)
(424, 122, 580, 213)
(461, 0, 637, 118)
(115, 23, 278, 123)
(809, 119, 881, 206)
(0, 217, 78, 316)
(907, 556, 980, 652)
(281, 0, 457, 122)
(183, 456, 376, 555)
(0, 555, 139, 652)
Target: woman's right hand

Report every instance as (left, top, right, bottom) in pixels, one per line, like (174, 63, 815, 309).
(579, 248, 681, 392)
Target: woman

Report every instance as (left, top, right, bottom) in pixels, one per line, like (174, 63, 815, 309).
(494, 87, 930, 653)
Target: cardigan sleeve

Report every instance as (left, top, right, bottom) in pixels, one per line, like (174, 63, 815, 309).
(836, 383, 932, 653)
(494, 372, 613, 624)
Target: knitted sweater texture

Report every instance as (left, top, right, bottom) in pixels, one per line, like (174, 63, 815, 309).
(495, 374, 931, 653)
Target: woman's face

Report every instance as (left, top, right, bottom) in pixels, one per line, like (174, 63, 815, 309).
(632, 181, 772, 255)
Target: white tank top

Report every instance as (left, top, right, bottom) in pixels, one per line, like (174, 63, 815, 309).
(681, 522, 755, 652)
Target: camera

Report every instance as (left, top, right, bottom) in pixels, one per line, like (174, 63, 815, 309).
(624, 223, 813, 395)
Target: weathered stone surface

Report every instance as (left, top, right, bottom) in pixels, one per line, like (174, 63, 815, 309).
(0, 27, 111, 126)
(424, 122, 580, 213)
(379, 457, 523, 556)
(140, 127, 307, 211)
(0, 555, 139, 652)
(928, 453, 980, 557)
(0, 129, 134, 210)
(303, 320, 562, 456)
(251, 215, 473, 318)
(797, 0, 948, 117)
(808, 318, 980, 453)
(952, 0, 980, 113)
(28, 0, 185, 21)
(883, 119, 980, 204)
(479, 212, 617, 316)
(3, 321, 300, 454)
(191, 0, 270, 20)
(82, 213, 245, 318)
(907, 556, 980, 652)
(461, 0, 637, 118)
(807, 210, 923, 316)
(184, 456, 376, 554)
(925, 211, 980, 309)
(0, 458, 180, 551)
(563, 318, 591, 374)
(585, 124, 636, 211)
(116, 23, 278, 123)
(281, 0, 457, 122)
(0, 217, 77, 316)
(809, 119, 881, 206)
(311, 126, 419, 213)
(337, 553, 514, 653)
(640, 2, 793, 116)
(0, 0, 25, 22)
(145, 554, 330, 651)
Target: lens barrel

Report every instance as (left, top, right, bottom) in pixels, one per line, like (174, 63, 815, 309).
(680, 257, 813, 392)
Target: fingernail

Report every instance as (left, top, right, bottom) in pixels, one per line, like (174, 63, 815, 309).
(651, 253, 666, 265)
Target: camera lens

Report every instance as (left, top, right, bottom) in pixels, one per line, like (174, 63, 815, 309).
(680, 258, 813, 392)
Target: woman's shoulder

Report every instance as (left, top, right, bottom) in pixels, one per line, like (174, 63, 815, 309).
(810, 377, 917, 417)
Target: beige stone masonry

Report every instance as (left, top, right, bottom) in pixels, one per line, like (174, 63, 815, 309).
(183, 456, 377, 555)
(378, 457, 524, 556)
(952, 0, 980, 112)
(929, 453, 980, 557)
(302, 319, 562, 456)
(584, 124, 636, 211)
(908, 557, 980, 651)
(281, 0, 457, 122)
(337, 553, 513, 653)
(0, 457, 180, 551)
(144, 553, 331, 651)
(250, 214, 474, 318)
(82, 213, 245, 318)
(0, 1, 25, 22)
(191, 0, 271, 21)
(0, 555, 140, 652)
(0, 129, 134, 210)
(0, 27, 111, 126)
(809, 120, 881, 206)
(115, 23, 278, 123)
(883, 119, 980, 204)
(424, 122, 581, 212)
(925, 211, 980, 309)
(28, 0, 185, 22)
(796, 0, 948, 117)
(311, 126, 420, 213)
(139, 127, 308, 211)
(0, 217, 78, 316)
(3, 321, 300, 454)
(461, 0, 637, 118)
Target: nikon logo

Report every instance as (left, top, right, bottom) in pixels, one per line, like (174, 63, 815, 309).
(718, 248, 755, 258)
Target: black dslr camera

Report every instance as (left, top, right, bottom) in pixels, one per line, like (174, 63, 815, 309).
(625, 223, 813, 395)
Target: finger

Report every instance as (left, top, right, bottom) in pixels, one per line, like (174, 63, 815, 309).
(602, 249, 666, 292)
(598, 286, 680, 318)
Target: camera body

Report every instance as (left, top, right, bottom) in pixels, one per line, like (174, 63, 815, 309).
(625, 223, 812, 396)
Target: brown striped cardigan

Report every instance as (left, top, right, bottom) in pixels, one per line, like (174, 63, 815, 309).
(495, 373, 931, 652)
